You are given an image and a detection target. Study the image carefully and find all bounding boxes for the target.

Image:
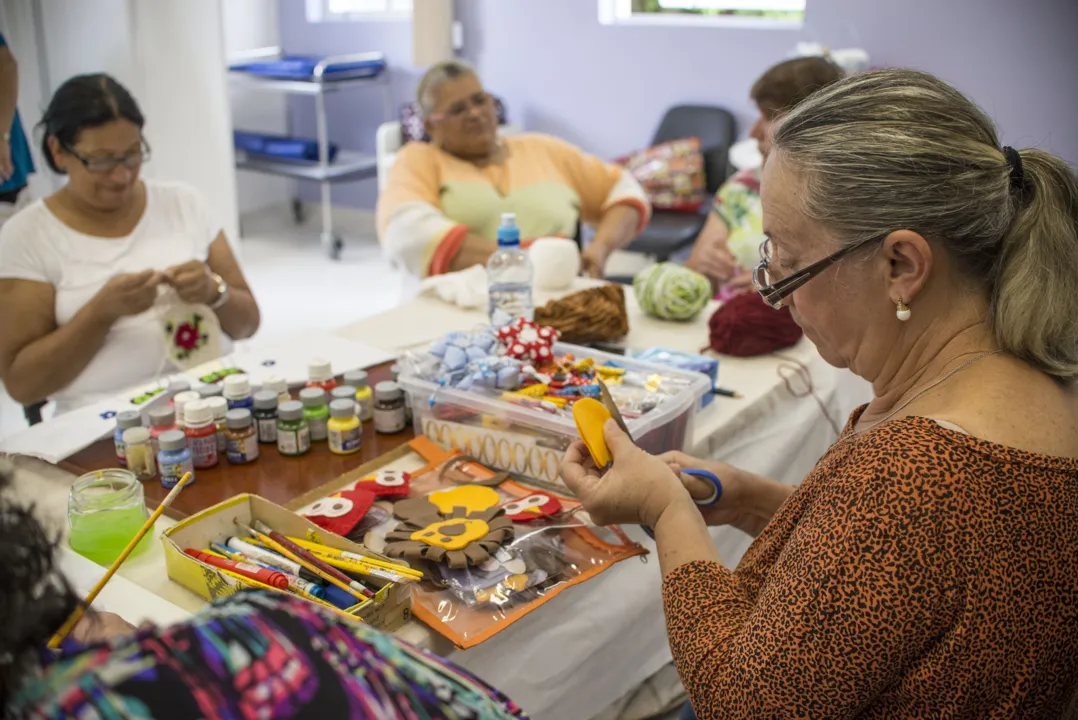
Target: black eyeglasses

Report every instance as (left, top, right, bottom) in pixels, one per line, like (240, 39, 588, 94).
(63, 141, 151, 174)
(752, 233, 885, 309)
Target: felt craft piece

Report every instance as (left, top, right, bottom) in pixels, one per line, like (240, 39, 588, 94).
(573, 398, 615, 468)
(297, 487, 375, 538)
(503, 493, 563, 523)
(353, 469, 412, 498)
(495, 318, 560, 364)
(426, 330, 526, 392)
(384, 490, 514, 569)
(440, 456, 508, 487)
(533, 284, 630, 344)
(157, 288, 223, 371)
(706, 290, 803, 356)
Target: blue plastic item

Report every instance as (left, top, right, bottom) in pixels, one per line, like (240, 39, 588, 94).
(631, 347, 719, 408)
(230, 54, 386, 81)
(233, 131, 339, 163)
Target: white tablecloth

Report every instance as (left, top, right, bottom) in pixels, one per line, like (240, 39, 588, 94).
(7, 282, 871, 720)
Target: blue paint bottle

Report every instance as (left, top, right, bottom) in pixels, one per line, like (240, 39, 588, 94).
(157, 430, 194, 488)
(223, 374, 254, 411)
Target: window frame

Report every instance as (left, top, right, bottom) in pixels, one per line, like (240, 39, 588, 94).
(305, 0, 413, 23)
(598, 0, 805, 30)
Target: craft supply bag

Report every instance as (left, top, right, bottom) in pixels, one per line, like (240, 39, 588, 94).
(382, 463, 645, 649)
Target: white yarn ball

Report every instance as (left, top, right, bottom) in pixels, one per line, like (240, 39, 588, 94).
(528, 238, 581, 291)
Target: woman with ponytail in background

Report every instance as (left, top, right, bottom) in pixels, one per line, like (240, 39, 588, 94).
(561, 68, 1078, 718)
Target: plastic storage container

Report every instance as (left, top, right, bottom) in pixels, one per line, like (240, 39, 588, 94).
(397, 342, 710, 484)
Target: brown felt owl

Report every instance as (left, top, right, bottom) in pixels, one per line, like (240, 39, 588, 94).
(383, 486, 514, 569)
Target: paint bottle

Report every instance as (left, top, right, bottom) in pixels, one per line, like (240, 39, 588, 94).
(390, 364, 412, 423)
(197, 383, 224, 399)
(206, 396, 229, 455)
(307, 358, 337, 393)
(122, 427, 157, 480)
(330, 385, 357, 406)
(147, 406, 179, 456)
(113, 410, 142, 467)
(223, 374, 254, 411)
(373, 381, 407, 434)
(183, 400, 219, 469)
(327, 399, 362, 455)
(299, 387, 329, 442)
(276, 400, 311, 457)
(225, 409, 260, 464)
(252, 391, 279, 444)
(343, 370, 374, 422)
(166, 379, 191, 401)
(263, 375, 291, 405)
(172, 390, 201, 429)
(157, 429, 194, 488)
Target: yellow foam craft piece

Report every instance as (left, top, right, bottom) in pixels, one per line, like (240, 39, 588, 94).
(572, 398, 613, 468)
(428, 485, 501, 515)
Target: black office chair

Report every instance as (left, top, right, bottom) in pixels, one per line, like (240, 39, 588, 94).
(621, 105, 737, 261)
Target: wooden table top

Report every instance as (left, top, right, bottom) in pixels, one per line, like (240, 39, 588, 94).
(59, 363, 415, 520)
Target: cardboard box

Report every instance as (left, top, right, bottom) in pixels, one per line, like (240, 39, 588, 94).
(162, 494, 412, 631)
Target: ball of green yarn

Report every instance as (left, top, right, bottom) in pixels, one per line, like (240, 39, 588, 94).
(633, 262, 712, 321)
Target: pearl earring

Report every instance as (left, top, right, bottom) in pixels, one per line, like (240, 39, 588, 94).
(896, 300, 911, 322)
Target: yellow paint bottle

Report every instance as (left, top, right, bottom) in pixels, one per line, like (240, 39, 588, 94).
(327, 399, 362, 455)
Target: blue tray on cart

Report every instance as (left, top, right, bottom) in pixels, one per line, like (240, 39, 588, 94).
(230, 54, 386, 82)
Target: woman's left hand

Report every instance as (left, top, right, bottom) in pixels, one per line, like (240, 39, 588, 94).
(165, 261, 218, 305)
(70, 611, 136, 645)
(560, 420, 689, 527)
(579, 243, 609, 279)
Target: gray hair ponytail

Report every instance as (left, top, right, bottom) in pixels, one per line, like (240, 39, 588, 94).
(772, 68, 1078, 381)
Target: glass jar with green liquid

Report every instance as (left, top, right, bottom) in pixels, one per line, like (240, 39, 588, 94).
(68, 469, 151, 566)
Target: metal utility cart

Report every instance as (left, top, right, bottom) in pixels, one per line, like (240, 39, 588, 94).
(228, 47, 393, 259)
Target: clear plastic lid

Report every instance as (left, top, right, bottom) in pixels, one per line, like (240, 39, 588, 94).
(148, 406, 176, 427)
(329, 398, 357, 419)
(253, 390, 279, 410)
(278, 400, 304, 421)
(116, 410, 142, 430)
(223, 374, 251, 399)
(308, 358, 333, 383)
(299, 387, 327, 408)
(342, 370, 368, 388)
(226, 409, 253, 430)
(183, 399, 212, 426)
(122, 426, 151, 445)
(158, 429, 187, 452)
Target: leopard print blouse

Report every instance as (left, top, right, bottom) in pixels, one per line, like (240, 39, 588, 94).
(662, 409, 1078, 718)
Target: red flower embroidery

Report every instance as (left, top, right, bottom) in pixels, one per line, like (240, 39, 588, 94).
(174, 323, 200, 351)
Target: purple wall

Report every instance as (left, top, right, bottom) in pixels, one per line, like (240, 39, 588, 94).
(280, 0, 1078, 209)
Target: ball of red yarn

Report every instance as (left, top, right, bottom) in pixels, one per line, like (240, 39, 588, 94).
(706, 291, 803, 357)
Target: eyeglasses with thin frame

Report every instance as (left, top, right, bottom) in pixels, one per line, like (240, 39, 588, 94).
(752, 233, 885, 309)
(63, 141, 151, 174)
(430, 92, 494, 122)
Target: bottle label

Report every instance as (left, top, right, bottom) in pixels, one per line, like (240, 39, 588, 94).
(277, 428, 311, 456)
(227, 433, 260, 464)
(308, 416, 329, 442)
(257, 418, 278, 443)
(160, 458, 194, 488)
(115, 438, 128, 466)
(189, 434, 218, 469)
(216, 427, 227, 453)
(357, 396, 373, 421)
(328, 424, 362, 454)
(373, 406, 407, 434)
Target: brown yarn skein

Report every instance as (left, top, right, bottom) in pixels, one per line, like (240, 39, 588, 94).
(534, 285, 629, 344)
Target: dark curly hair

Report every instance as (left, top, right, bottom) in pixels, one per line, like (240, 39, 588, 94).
(0, 460, 80, 709)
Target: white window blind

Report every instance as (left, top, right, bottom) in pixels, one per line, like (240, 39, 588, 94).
(306, 0, 412, 22)
(599, 0, 805, 28)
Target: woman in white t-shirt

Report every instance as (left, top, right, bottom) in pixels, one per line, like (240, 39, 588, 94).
(0, 74, 260, 414)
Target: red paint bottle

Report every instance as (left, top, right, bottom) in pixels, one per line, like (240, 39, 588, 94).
(307, 358, 337, 393)
(183, 400, 219, 470)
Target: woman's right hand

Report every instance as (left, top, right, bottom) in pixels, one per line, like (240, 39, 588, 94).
(658, 451, 757, 529)
(92, 270, 162, 321)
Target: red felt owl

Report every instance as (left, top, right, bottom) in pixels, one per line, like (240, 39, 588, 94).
(298, 487, 375, 537)
(353, 469, 411, 499)
(502, 493, 563, 523)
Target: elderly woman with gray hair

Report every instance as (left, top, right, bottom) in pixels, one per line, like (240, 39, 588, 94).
(376, 60, 649, 279)
(561, 68, 1078, 718)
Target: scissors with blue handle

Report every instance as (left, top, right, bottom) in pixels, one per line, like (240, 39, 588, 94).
(595, 380, 723, 537)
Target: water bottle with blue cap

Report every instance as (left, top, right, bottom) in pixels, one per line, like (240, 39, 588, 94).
(486, 212, 534, 327)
